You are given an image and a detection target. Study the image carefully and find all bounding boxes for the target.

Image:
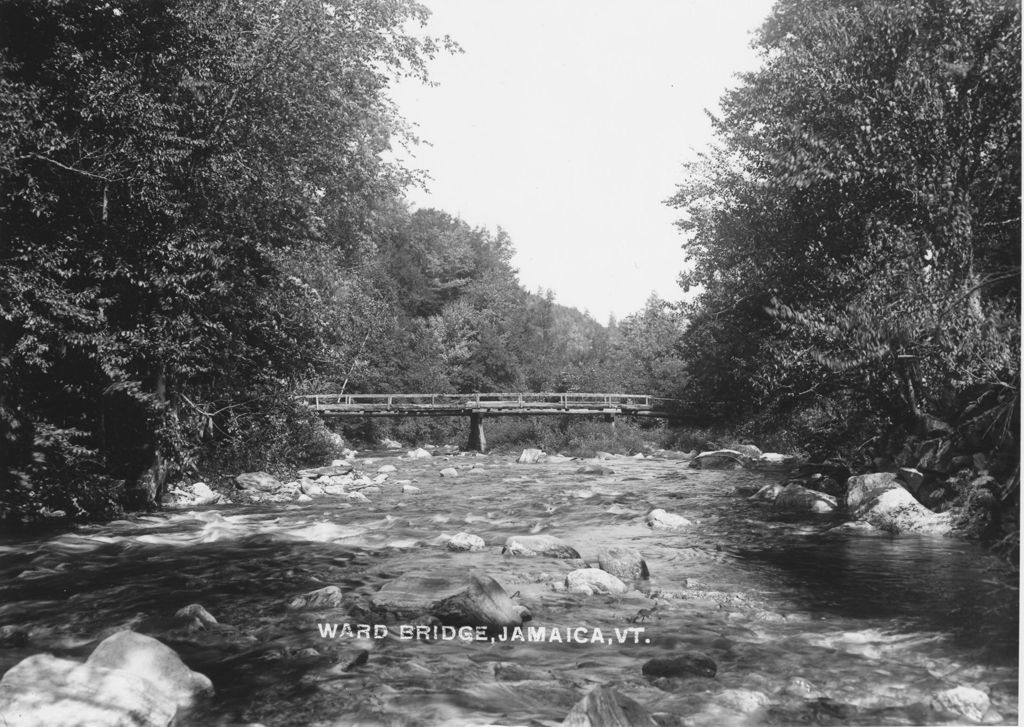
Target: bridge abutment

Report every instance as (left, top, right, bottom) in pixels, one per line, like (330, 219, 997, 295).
(467, 411, 486, 452)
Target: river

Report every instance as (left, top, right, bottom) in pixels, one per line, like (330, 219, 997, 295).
(0, 453, 1018, 725)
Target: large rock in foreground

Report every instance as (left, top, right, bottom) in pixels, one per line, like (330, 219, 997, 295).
(0, 654, 178, 727)
(846, 473, 953, 535)
(0, 631, 212, 727)
(87, 631, 213, 708)
(562, 686, 658, 726)
(371, 572, 529, 628)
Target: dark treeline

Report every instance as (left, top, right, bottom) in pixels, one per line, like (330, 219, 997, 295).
(1, 0, 1019, 558)
(667, 0, 1020, 556)
(0, 0, 676, 522)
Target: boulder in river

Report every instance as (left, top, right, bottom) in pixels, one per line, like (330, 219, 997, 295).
(576, 464, 614, 475)
(561, 685, 658, 727)
(689, 450, 749, 470)
(847, 473, 953, 535)
(642, 652, 717, 678)
(87, 630, 213, 707)
(597, 546, 649, 580)
(846, 472, 900, 510)
(772, 483, 837, 513)
(370, 571, 529, 628)
(518, 448, 545, 464)
(0, 653, 179, 727)
(163, 482, 222, 507)
(288, 585, 345, 611)
(645, 508, 692, 530)
(234, 471, 282, 492)
(503, 534, 581, 558)
(565, 568, 629, 595)
(439, 467, 459, 478)
(404, 448, 432, 460)
(446, 532, 486, 552)
(930, 686, 991, 723)
(174, 604, 217, 628)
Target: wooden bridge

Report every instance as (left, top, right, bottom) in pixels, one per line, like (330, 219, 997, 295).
(297, 392, 683, 451)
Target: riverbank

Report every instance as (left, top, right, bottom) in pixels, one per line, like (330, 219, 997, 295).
(1, 451, 1017, 725)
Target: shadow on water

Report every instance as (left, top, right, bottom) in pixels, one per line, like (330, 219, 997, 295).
(734, 533, 1019, 662)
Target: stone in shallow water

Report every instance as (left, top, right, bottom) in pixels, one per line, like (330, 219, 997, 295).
(174, 604, 217, 628)
(370, 571, 529, 628)
(288, 585, 345, 611)
(502, 534, 580, 559)
(439, 467, 459, 478)
(847, 473, 953, 535)
(565, 568, 628, 595)
(517, 448, 545, 463)
(597, 546, 649, 580)
(562, 685, 658, 727)
(930, 686, 991, 723)
(772, 483, 836, 513)
(689, 450, 748, 469)
(446, 532, 486, 552)
(645, 508, 692, 530)
(642, 652, 717, 678)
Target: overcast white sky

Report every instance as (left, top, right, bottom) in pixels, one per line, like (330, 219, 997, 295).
(388, 0, 775, 321)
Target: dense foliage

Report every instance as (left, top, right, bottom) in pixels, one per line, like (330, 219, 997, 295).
(0, 0, 450, 518)
(668, 0, 1019, 552)
(1, 0, 673, 522)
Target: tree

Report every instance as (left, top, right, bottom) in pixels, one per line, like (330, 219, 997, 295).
(669, 0, 1020, 445)
(1, 0, 449, 517)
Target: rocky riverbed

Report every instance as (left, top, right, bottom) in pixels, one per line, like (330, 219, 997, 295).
(0, 449, 1017, 725)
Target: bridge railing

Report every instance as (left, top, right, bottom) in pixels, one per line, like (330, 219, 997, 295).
(297, 392, 683, 412)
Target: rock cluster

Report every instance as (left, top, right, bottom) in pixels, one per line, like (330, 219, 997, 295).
(0, 631, 212, 727)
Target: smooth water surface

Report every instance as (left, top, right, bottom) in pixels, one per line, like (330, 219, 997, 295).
(0, 454, 1018, 725)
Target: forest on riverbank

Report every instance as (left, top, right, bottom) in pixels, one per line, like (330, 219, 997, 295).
(1, 0, 1019, 559)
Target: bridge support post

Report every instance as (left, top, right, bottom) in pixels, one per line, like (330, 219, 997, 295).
(604, 413, 616, 430)
(467, 411, 486, 452)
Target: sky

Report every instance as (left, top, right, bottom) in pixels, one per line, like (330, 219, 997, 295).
(388, 0, 776, 321)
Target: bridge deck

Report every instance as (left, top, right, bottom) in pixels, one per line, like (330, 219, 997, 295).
(298, 392, 681, 417)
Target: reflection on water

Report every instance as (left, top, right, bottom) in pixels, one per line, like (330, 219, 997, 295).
(0, 455, 1018, 725)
